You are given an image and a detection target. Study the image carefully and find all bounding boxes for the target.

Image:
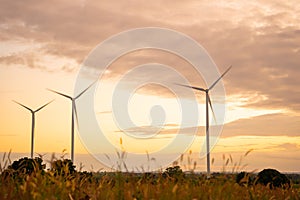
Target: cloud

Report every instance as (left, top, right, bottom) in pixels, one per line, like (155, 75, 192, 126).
(122, 112, 299, 138)
(117, 124, 203, 137)
(275, 143, 300, 151)
(0, 54, 25, 66)
(1, 0, 300, 112)
(221, 113, 300, 137)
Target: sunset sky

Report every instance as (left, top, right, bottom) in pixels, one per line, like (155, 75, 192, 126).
(0, 0, 299, 172)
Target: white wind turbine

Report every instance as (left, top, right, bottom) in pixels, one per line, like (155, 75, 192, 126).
(177, 66, 232, 177)
(47, 82, 95, 162)
(13, 100, 53, 158)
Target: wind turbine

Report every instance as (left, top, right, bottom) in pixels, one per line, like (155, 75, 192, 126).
(13, 100, 53, 158)
(47, 81, 96, 162)
(177, 66, 232, 177)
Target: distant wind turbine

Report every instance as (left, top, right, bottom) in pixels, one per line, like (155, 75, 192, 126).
(47, 81, 96, 162)
(176, 66, 232, 177)
(13, 100, 53, 158)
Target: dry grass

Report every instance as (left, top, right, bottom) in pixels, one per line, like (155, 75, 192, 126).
(0, 150, 300, 200)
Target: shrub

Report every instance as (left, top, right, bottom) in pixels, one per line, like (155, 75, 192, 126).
(50, 159, 76, 176)
(236, 171, 249, 185)
(1, 157, 45, 181)
(256, 168, 290, 188)
(163, 166, 184, 180)
(8, 157, 45, 175)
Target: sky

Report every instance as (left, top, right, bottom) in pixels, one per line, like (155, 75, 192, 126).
(0, 0, 299, 172)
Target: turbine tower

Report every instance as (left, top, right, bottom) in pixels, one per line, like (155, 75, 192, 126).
(48, 81, 95, 162)
(177, 66, 232, 177)
(13, 100, 53, 158)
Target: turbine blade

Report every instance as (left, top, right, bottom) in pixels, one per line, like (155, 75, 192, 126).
(12, 100, 33, 112)
(47, 88, 72, 99)
(75, 80, 97, 99)
(207, 95, 217, 124)
(35, 99, 54, 112)
(175, 83, 206, 92)
(209, 65, 232, 90)
(73, 102, 79, 129)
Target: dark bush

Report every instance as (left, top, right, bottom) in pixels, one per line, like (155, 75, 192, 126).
(163, 166, 184, 180)
(51, 159, 76, 176)
(236, 171, 249, 185)
(256, 168, 290, 188)
(236, 171, 255, 186)
(1, 157, 45, 181)
(78, 171, 94, 183)
(8, 157, 45, 175)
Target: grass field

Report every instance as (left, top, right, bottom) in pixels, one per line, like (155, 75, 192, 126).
(1, 151, 299, 200)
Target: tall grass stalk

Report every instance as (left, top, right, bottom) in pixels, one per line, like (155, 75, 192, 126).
(1, 149, 299, 199)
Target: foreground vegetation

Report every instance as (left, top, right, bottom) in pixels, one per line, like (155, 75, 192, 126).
(0, 154, 299, 199)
